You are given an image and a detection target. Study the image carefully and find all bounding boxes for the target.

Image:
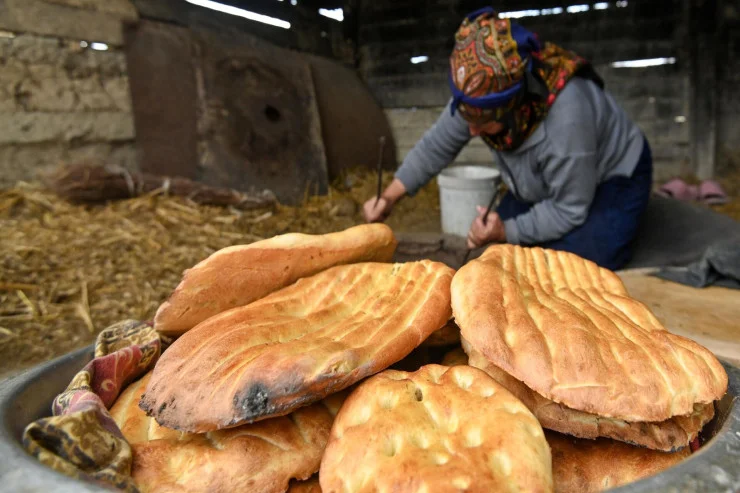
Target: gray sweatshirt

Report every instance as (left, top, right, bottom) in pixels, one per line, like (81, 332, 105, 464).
(395, 78, 645, 244)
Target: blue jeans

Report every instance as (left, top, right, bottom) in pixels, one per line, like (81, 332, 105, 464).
(497, 138, 653, 271)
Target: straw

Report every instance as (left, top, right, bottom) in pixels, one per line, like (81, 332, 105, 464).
(0, 168, 443, 375)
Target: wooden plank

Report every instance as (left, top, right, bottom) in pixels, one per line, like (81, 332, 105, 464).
(619, 269, 740, 364)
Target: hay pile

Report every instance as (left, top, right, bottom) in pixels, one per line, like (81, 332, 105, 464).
(0, 169, 442, 376)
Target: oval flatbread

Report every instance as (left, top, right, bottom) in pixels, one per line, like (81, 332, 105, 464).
(154, 224, 398, 336)
(464, 339, 713, 451)
(142, 261, 454, 432)
(452, 245, 727, 423)
(320, 364, 553, 493)
(111, 372, 342, 493)
(547, 431, 691, 493)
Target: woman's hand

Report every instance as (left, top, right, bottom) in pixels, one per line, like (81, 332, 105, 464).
(363, 197, 392, 223)
(467, 205, 506, 249)
(362, 178, 407, 223)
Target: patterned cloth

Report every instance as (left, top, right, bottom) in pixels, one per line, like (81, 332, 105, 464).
(449, 10, 601, 151)
(23, 320, 161, 492)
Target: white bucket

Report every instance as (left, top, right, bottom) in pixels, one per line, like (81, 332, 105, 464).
(437, 166, 501, 238)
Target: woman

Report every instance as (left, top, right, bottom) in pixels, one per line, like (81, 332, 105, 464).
(363, 8, 652, 270)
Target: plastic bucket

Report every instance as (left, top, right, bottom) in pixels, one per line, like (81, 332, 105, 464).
(437, 166, 501, 237)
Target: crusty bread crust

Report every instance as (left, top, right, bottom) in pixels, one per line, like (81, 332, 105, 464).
(110, 372, 339, 493)
(452, 245, 728, 423)
(320, 365, 553, 493)
(421, 319, 461, 347)
(154, 224, 398, 336)
(288, 477, 322, 493)
(464, 341, 713, 451)
(441, 347, 468, 367)
(142, 261, 453, 432)
(547, 431, 691, 493)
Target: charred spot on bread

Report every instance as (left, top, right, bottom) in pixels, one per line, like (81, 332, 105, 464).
(235, 383, 271, 417)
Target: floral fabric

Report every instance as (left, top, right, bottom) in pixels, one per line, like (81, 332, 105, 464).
(22, 320, 161, 492)
(450, 11, 597, 150)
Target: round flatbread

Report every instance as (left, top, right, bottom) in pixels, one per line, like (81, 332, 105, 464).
(421, 320, 461, 347)
(441, 347, 467, 367)
(111, 372, 341, 493)
(320, 364, 552, 493)
(452, 245, 727, 423)
(142, 261, 454, 432)
(464, 340, 713, 451)
(547, 431, 691, 492)
(288, 476, 322, 493)
(154, 224, 398, 336)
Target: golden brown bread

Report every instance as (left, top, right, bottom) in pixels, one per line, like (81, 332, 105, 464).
(110, 372, 341, 493)
(288, 477, 322, 493)
(420, 319, 461, 347)
(142, 261, 454, 432)
(154, 224, 398, 336)
(452, 245, 728, 423)
(319, 364, 553, 493)
(547, 431, 691, 492)
(440, 346, 468, 367)
(464, 341, 713, 451)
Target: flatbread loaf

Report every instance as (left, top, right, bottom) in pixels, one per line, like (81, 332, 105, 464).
(288, 477, 322, 493)
(441, 347, 468, 367)
(319, 364, 553, 493)
(547, 431, 691, 492)
(110, 372, 341, 493)
(142, 261, 454, 432)
(421, 319, 461, 347)
(154, 224, 397, 336)
(464, 341, 713, 451)
(452, 245, 728, 423)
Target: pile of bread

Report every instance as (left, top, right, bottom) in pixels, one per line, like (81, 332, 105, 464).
(109, 224, 729, 493)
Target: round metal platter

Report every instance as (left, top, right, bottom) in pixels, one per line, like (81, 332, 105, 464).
(0, 347, 738, 492)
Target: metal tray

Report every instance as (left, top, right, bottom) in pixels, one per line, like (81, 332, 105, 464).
(0, 346, 738, 492)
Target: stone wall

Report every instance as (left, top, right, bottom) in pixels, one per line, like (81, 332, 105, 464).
(0, 33, 136, 186)
(0, 34, 136, 186)
(0, 0, 138, 187)
(0, 0, 353, 188)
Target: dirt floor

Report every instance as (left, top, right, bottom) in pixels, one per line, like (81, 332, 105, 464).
(1, 167, 739, 377)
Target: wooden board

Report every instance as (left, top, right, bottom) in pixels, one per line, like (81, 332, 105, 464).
(619, 268, 740, 366)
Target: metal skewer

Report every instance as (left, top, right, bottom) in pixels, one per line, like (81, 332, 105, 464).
(461, 185, 506, 265)
(376, 136, 386, 205)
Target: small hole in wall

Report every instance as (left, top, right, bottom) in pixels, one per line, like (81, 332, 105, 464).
(264, 105, 281, 122)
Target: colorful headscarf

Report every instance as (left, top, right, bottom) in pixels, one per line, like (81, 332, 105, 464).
(449, 7, 602, 151)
